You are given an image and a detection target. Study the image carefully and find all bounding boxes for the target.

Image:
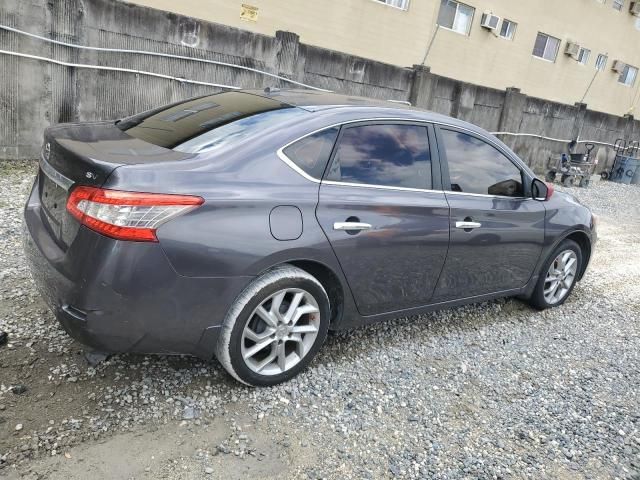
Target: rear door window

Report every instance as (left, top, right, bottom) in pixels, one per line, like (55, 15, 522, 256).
(440, 129, 524, 197)
(282, 127, 339, 179)
(325, 124, 432, 189)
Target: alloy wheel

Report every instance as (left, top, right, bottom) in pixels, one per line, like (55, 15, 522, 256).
(543, 249, 578, 304)
(240, 288, 320, 376)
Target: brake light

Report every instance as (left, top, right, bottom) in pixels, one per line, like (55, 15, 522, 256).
(545, 182, 555, 200)
(66, 186, 203, 242)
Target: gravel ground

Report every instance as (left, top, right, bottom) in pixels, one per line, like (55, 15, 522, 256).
(0, 161, 638, 479)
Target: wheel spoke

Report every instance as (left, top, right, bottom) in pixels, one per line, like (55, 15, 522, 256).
(255, 349, 277, 372)
(255, 306, 277, 328)
(291, 304, 319, 326)
(244, 326, 275, 342)
(271, 291, 286, 314)
(290, 324, 318, 335)
(289, 333, 305, 357)
(276, 342, 286, 372)
(284, 292, 304, 324)
(243, 337, 275, 360)
(564, 257, 576, 274)
(563, 275, 574, 289)
(544, 281, 558, 295)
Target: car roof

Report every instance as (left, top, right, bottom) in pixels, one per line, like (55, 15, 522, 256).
(241, 88, 485, 134)
(242, 88, 414, 111)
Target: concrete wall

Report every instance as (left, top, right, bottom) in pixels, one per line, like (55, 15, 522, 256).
(1, 0, 639, 173)
(126, 0, 640, 117)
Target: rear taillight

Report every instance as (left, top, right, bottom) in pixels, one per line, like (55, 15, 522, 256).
(66, 186, 203, 242)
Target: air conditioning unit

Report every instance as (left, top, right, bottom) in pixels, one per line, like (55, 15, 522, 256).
(612, 60, 626, 73)
(564, 41, 580, 58)
(480, 12, 500, 30)
(630, 1, 640, 16)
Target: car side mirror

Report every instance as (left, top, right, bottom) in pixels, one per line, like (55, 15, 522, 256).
(532, 178, 553, 201)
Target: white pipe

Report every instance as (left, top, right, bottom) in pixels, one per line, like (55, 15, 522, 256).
(0, 25, 333, 93)
(0, 49, 241, 89)
(491, 131, 618, 148)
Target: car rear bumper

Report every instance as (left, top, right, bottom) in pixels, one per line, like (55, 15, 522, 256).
(23, 180, 252, 360)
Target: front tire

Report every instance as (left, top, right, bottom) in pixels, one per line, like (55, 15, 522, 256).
(528, 239, 582, 310)
(216, 265, 330, 386)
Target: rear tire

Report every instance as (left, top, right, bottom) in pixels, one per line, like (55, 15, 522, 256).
(528, 239, 582, 310)
(216, 264, 330, 387)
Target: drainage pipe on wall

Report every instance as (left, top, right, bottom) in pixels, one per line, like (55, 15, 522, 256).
(0, 25, 333, 92)
(490, 132, 618, 149)
(0, 49, 241, 89)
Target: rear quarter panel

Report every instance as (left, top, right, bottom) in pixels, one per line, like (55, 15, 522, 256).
(104, 153, 340, 278)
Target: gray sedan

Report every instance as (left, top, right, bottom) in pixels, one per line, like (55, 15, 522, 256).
(23, 89, 596, 386)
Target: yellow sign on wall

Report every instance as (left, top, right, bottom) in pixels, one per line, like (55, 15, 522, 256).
(240, 4, 259, 22)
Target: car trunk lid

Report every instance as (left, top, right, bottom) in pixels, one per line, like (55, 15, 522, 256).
(38, 121, 192, 249)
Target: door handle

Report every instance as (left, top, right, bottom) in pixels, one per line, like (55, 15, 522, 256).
(455, 221, 482, 229)
(333, 222, 372, 231)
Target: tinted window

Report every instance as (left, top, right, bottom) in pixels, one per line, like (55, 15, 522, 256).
(441, 129, 524, 197)
(117, 92, 307, 152)
(326, 124, 432, 189)
(282, 127, 339, 179)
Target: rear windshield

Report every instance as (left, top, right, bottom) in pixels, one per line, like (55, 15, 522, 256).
(117, 92, 307, 153)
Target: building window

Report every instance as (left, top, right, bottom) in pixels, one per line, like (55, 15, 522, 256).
(577, 47, 591, 65)
(499, 19, 517, 40)
(595, 54, 608, 71)
(613, 0, 625, 10)
(532, 32, 561, 62)
(437, 0, 475, 36)
(619, 64, 638, 86)
(375, 0, 410, 10)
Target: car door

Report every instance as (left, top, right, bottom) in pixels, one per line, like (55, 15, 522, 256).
(432, 126, 546, 302)
(315, 121, 450, 316)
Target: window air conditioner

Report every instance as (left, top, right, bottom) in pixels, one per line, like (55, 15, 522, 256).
(612, 60, 626, 73)
(480, 12, 500, 30)
(564, 41, 581, 58)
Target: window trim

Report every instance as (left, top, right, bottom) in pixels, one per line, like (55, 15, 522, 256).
(499, 19, 517, 40)
(323, 120, 437, 191)
(595, 53, 608, 71)
(532, 32, 561, 63)
(577, 47, 591, 66)
(280, 126, 340, 181)
(437, 0, 476, 36)
(618, 64, 638, 86)
(433, 125, 531, 200)
(372, 0, 410, 11)
(276, 118, 533, 199)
